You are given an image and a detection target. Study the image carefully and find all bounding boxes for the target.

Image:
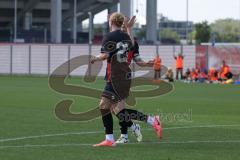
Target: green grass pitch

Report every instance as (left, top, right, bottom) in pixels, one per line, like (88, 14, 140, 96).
(0, 76, 239, 160)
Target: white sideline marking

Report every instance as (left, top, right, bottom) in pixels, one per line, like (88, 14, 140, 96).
(162, 124, 240, 130)
(1, 140, 240, 149)
(0, 131, 102, 143)
(0, 124, 240, 143)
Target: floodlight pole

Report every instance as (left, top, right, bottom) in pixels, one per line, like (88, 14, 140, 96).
(14, 0, 18, 42)
(239, 0, 240, 42)
(186, 0, 189, 44)
(88, 12, 93, 52)
(73, 0, 77, 44)
(88, 12, 93, 77)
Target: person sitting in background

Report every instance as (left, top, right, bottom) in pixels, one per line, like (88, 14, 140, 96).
(165, 67, 174, 82)
(183, 68, 191, 81)
(198, 69, 208, 83)
(208, 67, 218, 83)
(224, 74, 234, 84)
(223, 69, 233, 84)
(219, 60, 231, 81)
(190, 68, 198, 82)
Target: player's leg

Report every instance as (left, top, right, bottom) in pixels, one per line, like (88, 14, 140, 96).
(180, 68, 183, 80)
(154, 70, 158, 80)
(93, 97, 116, 147)
(157, 70, 161, 79)
(159, 69, 161, 79)
(113, 101, 142, 143)
(115, 109, 132, 143)
(124, 108, 163, 139)
(114, 104, 162, 140)
(176, 69, 179, 80)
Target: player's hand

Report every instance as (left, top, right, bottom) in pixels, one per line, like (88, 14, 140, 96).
(124, 16, 136, 29)
(90, 56, 96, 64)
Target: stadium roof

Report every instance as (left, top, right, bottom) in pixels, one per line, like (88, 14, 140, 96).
(0, 0, 119, 30)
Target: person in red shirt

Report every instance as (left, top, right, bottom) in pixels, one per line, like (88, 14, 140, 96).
(173, 53, 184, 80)
(190, 68, 198, 82)
(153, 55, 161, 80)
(208, 67, 218, 83)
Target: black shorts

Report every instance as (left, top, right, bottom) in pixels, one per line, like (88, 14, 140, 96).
(102, 82, 121, 103)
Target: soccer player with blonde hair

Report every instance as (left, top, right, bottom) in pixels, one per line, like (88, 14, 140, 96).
(91, 13, 162, 147)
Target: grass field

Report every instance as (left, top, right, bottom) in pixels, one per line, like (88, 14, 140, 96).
(0, 76, 240, 160)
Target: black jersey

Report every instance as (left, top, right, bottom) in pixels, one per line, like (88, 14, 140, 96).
(101, 30, 132, 62)
(101, 30, 132, 100)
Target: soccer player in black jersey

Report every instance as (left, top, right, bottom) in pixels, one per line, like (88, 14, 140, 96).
(115, 16, 160, 144)
(91, 13, 162, 147)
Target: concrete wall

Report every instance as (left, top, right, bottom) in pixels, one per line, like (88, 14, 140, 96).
(0, 44, 196, 76)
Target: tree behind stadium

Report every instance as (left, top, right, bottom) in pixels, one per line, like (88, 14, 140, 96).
(195, 21, 211, 44)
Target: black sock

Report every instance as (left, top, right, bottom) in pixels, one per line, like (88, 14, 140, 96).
(100, 109, 113, 134)
(116, 109, 133, 134)
(125, 109, 148, 122)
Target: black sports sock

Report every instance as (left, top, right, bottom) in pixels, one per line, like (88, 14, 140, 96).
(125, 109, 148, 122)
(100, 109, 113, 134)
(116, 109, 133, 134)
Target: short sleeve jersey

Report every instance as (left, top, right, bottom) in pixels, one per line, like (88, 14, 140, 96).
(100, 30, 132, 81)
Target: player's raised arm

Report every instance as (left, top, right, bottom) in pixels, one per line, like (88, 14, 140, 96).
(123, 16, 136, 46)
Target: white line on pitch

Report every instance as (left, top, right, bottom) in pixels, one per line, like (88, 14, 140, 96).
(0, 131, 102, 143)
(0, 124, 239, 143)
(1, 140, 240, 149)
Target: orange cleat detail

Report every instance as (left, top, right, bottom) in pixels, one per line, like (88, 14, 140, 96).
(152, 116, 163, 139)
(93, 140, 116, 147)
